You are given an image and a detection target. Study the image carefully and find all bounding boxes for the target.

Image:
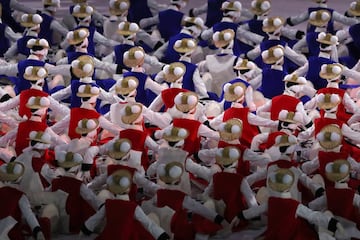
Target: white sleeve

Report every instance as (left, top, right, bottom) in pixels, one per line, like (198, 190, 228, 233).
(0, 128, 17, 147)
(45, 127, 68, 146)
(301, 157, 319, 175)
(287, 11, 309, 26)
(249, 74, 262, 90)
(293, 62, 309, 77)
(87, 173, 107, 192)
(84, 204, 106, 232)
(296, 203, 332, 229)
(250, 132, 269, 151)
(50, 115, 70, 135)
(134, 205, 167, 239)
(49, 96, 70, 117)
(3, 44, 18, 61)
(353, 194, 360, 209)
(147, 95, 164, 112)
(197, 124, 219, 140)
(332, 11, 359, 26)
(142, 106, 173, 128)
(240, 179, 258, 208)
(247, 113, 278, 129)
(0, 95, 19, 112)
(182, 195, 218, 221)
(185, 158, 213, 182)
(0, 64, 18, 76)
(342, 92, 359, 114)
(139, 15, 160, 29)
(134, 172, 161, 197)
(191, 3, 207, 16)
(145, 77, 167, 95)
(83, 146, 99, 165)
(144, 55, 164, 70)
(242, 202, 268, 219)
(308, 195, 327, 211)
(5, 26, 21, 42)
(47, 64, 71, 78)
(243, 148, 271, 169)
(200, 28, 214, 41)
(19, 195, 41, 231)
(192, 68, 209, 98)
(145, 136, 160, 152)
(292, 37, 308, 53)
(80, 184, 101, 210)
(245, 169, 267, 186)
(343, 67, 360, 83)
(99, 116, 122, 136)
(284, 46, 307, 67)
(246, 45, 261, 61)
(93, 31, 120, 48)
(342, 124, 360, 145)
(94, 57, 117, 76)
(50, 20, 69, 38)
(99, 89, 121, 104)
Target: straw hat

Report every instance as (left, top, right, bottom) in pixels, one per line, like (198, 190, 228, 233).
(0, 162, 25, 182)
(115, 76, 139, 95)
(261, 45, 284, 64)
(43, 0, 60, 8)
(26, 96, 50, 110)
(173, 38, 197, 53)
(55, 151, 83, 169)
(20, 13, 43, 28)
(108, 138, 132, 159)
(267, 167, 295, 192)
(156, 148, 187, 185)
(316, 124, 342, 150)
(107, 169, 133, 194)
(223, 81, 246, 102)
(283, 73, 307, 84)
(117, 21, 139, 36)
(26, 38, 49, 49)
(212, 29, 235, 49)
(325, 159, 350, 183)
(262, 16, 284, 33)
(120, 102, 143, 124)
(309, 9, 331, 27)
(67, 28, 89, 45)
(348, 1, 360, 17)
(250, 0, 271, 16)
(215, 146, 241, 168)
(71, 55, 95, 79)
(162, 127, 189, 142)
(233, 58, 256, 71)
(316, 93, 341, 110)
(319, 63, 343, 80)
(72, 0, 87, 3)
(123, 46, 145, 68)
(72, 3, 93, 18)
(23, 66, 48, 81)
(75, 118, 99, 134)
(316, 32, 338, 45)
(182, 16, 206, 30)
(174, 91, 198, 113)
(163, 62, 186, 83)
(278, 110, 302, 124)
(109, 0, 130, 16)
(28, 131, 51, 144)
(274, 134, 297, 147)
(76, 84, 100, 98)
(219, 118, 243, 141)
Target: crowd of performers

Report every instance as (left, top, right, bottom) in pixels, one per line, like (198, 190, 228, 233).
(2, 0, 360, 239)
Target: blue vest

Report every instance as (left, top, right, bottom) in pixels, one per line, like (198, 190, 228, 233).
(0, 0, 24, 33)
(247, 18, 267, 37)
(128, 0, 153, 25)
(16, 35, 37, 57)
(114, 44, 133, 72)
(305, 32, 321, 58)
(220, 78, 250, 110)
(205, 0, 226, 28)
(306, 56, 335, 90)
(16, 59, 48, 94)
(123, 71, 155, 107)
(180, 61, 197, 92)
(0, 23, 10, 57)
(161, 32, 192, 64)
(213, 21, 253, 56)
(158, 9, 184, 41)
(67, 24, 96, 56)
(307, 7, 335, 34)
(67, 52, 95, 81)
(260, 68, 287, 99)
(39, 13, 54, 46)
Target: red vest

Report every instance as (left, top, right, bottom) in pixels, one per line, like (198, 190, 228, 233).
(19, 88, 48, 121)
(270, 95, 300, 120)
(68, 108, 100, 140)
(16, 120, 47, 155)
(223, 107, 259, 148)
(51, 176, 96, 233)
(218, 141, 250, 176)
(317, 87, 350, 123)
(266, 197, 318, 240)
(161, 88, 188, 110)
(172, 118, 201, 155)
(97, 199, 137, 240)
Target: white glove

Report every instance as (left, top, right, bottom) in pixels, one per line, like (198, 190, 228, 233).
(36, 231, 45, 240)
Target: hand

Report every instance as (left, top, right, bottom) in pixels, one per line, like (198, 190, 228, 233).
(77, 171, 92, 184)
(230, 216, 241, 228)
(36, 231, 45, 240)
(334, 222, 349, 239)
